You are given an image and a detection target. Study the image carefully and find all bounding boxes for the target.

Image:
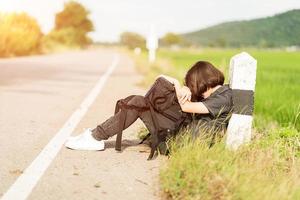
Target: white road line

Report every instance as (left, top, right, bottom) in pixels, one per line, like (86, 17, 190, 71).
(1, 54, 120, 200)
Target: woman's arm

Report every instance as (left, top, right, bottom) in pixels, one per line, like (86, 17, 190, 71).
(157, 74, 209, 114)
(179, 101, 209, 114)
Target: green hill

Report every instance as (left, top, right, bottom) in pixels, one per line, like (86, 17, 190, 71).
(182, 9, 300, 47)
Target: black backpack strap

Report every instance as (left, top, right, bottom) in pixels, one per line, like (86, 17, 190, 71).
(147, 105, 160, 160)
(139, 132, 151, 144)
(115, 95, 150, 151)
(115, 100, 126, 151)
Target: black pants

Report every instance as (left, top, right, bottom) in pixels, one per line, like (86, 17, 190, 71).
(91, 95, 175, 140)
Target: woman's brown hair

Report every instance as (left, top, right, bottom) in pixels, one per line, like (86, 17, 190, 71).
(184, 61, 224, 101)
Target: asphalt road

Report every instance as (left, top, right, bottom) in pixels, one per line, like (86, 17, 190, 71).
(0, 49, 160, 200)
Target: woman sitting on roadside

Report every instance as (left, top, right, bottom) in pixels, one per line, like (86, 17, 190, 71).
(65, 61, 233, 151)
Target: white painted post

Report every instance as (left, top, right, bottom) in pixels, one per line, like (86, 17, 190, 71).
(146, 25, 158, 63)
(226, 52, 257, 150)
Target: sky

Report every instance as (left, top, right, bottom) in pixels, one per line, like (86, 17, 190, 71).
(0, 0, 300, 42)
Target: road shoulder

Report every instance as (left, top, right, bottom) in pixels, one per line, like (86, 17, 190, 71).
(28, 51, 162, 200)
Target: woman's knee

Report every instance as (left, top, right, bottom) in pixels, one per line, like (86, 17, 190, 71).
(127, 95, 147, 107)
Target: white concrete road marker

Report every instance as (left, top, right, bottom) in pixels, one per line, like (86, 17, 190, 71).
(226, 52, 257, 150)
(1, 54, 120, 200)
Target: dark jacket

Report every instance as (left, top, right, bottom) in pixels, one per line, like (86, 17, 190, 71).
(115, 77, 191, 159)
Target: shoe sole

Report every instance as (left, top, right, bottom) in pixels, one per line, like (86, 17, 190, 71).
(65, 146, 105, 151)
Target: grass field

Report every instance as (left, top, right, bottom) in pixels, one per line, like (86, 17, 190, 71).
(132, 48, 300, 200)
(160, 126, 300, 200)
(157, 48, 300, 131)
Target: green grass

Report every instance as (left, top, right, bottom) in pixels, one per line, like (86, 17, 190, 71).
(131, 47, 300, 200)
(161, 126, 300, 200)
(155, 48, 300, 131)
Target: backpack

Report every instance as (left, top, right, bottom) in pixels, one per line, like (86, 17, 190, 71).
(114, 77, 191, 160)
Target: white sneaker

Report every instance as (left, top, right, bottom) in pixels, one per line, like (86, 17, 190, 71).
(67, 132, 85, 142)
(67, 128, 95, 142)
(65, 128, 105, 151)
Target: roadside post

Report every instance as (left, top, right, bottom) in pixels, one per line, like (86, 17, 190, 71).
(226, 52, 257, 150)
(146, 25, 158, 63)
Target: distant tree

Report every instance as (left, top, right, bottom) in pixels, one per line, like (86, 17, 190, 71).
(160, 32, 182, 46)
(44, 1, 94, 48)
(120, 32, 146, 49)
(182, 9, 300, 48)
(0, 13, 43, 57)
(215, 38, 227, 47)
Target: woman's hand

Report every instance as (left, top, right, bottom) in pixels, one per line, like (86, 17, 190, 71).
(178, 86, 192, 104)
